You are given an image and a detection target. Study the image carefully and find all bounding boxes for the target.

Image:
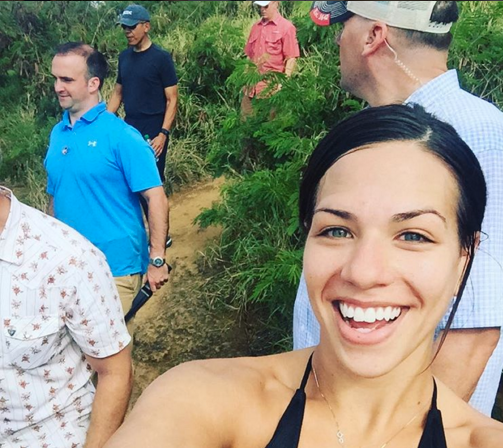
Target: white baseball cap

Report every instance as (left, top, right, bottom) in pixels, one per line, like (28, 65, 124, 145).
(310, 1, 454, 33)
(254, 1, 272, 6)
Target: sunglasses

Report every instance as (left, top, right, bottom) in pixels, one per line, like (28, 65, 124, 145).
(121, 22, 145, 31)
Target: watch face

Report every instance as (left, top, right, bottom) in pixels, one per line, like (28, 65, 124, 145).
(151, 257, 165, 267)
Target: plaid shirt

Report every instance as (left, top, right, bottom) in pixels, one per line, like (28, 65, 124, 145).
(293, 70, 503, 415)
(0, 188, 130, 447)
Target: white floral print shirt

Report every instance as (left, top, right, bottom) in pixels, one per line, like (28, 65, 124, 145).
(0, 188, 131, 448)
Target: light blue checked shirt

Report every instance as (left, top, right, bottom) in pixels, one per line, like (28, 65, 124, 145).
(293, 70, 503, 415)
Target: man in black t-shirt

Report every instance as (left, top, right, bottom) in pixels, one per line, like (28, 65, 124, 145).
(108, 4, 178, 188)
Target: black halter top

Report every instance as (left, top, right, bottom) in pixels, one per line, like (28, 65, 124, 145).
(265, 355, 447, 448)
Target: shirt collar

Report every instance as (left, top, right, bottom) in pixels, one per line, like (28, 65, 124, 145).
(261, 12, 282, 26)
(0, 187, 24, 265)
(406, 70, 460, 108)
(62, 102, 107, 129)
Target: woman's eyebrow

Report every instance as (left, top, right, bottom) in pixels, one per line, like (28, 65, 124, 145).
(392, 209, 447, 225)
(313, 208, 447, 225)
(314, 208, 356, 221)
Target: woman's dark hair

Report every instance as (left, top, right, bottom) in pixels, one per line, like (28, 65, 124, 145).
(299, 104, 486, 346)
(55, 41, 109, 90)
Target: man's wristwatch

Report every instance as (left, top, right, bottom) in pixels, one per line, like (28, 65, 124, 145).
(149, 257, 166, 268)
(160, 128, 170, 137)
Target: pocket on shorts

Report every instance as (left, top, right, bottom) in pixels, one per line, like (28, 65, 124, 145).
(3, 315, 62, 369)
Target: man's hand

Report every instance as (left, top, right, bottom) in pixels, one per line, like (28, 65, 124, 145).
(150, 133, 167, 157)
(146, 263, 170, 292)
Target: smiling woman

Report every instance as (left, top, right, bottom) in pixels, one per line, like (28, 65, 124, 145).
(104, 105, 503, 448)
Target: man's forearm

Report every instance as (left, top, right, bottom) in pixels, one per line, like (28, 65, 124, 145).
(107, 88, 122, 114)
(84, 370, 133, 447)
(284, 58, 297, 77)
(161, 95, 177, 133)
(432, 327, 500, 401)
(147, 191, 170, 256)
(47, 196, 54, 216)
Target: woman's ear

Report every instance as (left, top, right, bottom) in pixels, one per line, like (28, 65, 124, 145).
(474, 231, 481, 250)
(362, 21, 388, 57)
(455, 237, 478, 297)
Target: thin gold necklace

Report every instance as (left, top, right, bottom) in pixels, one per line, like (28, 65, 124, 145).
(311, 359, 428, 448)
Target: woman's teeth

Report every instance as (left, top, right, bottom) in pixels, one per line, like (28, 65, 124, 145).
(339, 302, 402, 323)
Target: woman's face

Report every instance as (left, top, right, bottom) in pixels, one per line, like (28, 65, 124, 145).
(304, 141, 468, 377)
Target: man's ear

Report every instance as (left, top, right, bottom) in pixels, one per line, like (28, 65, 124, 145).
(88, 76, 101, 94)
(144, 22, 151, 33)
(362, 21, 388, 57)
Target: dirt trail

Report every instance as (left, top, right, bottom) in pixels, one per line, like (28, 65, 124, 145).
(135, 177, 224, 321)
(130, 177, 249, 405)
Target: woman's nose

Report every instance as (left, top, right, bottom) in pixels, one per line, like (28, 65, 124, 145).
(339, 238, 394, 290)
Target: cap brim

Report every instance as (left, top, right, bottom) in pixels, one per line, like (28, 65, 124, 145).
(254, 1, 271, 6)
(310, 1, 354, 26)
(119, 17, 140, 26)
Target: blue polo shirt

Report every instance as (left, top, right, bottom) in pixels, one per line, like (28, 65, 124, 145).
(44, 102, 161, 276)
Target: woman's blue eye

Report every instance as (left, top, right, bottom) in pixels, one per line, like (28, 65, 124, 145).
(326, 228, 351, 238)
(402, 232, 428, 242)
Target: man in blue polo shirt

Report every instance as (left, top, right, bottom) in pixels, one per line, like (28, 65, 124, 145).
(45, 42, 170, 332)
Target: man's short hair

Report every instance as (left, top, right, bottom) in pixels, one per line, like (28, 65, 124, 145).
(397, 1, 459, 51)
(54, 42, 109, 90)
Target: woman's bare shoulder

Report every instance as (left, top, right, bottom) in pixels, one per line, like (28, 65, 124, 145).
(438, 381, 503, 448)
(104, 350, 313, 448)
(468, 416, 503, 448)
(104, 355, 278, 448)
(153, 349, 312, 395)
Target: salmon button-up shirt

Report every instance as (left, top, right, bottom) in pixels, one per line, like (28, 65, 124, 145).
(244, 12, 300, 97)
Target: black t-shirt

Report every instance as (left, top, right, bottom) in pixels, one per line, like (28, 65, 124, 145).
(117, 44, 178, 119)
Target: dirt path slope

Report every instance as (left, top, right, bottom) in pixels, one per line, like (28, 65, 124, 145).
(130, 177, 249, 405)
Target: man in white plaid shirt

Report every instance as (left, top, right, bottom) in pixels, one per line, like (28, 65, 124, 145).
(295, 1, 503, 415)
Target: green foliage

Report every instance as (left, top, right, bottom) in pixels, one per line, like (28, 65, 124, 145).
(0, 104, 57, 179)
(164, 135, 208, 195)
(184, 16, 245, 98)
(196, 162, 304, 350)
(450, 2, 503, 106)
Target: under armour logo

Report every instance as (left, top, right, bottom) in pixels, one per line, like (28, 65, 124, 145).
(88, 141, 97, 147)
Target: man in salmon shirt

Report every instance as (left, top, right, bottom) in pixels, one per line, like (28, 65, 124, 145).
(242, 1, 300, 116)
